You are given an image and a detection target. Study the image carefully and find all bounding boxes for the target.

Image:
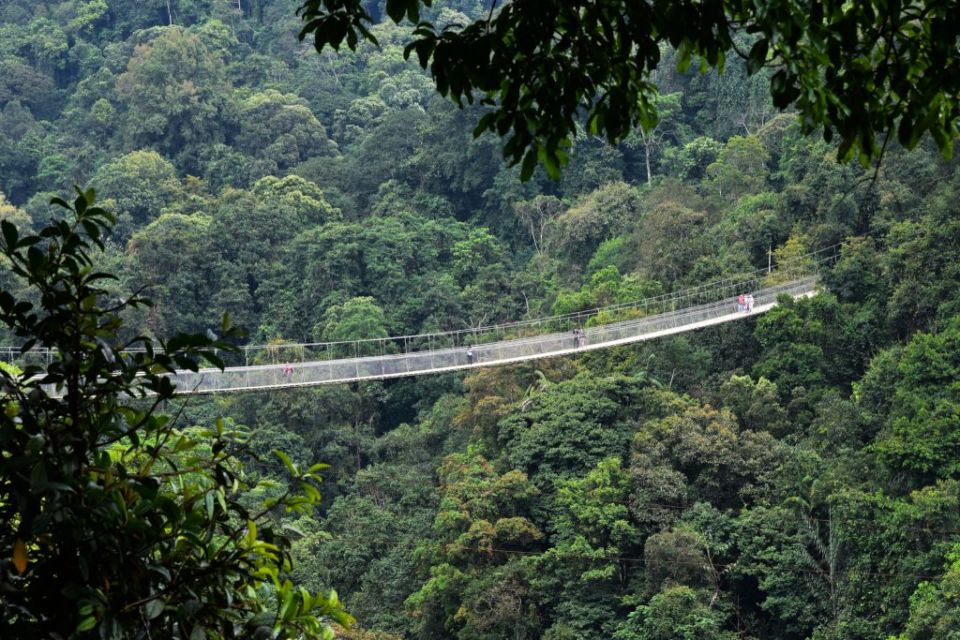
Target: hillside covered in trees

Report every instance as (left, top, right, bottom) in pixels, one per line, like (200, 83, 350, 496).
(2, 1, 960, 638)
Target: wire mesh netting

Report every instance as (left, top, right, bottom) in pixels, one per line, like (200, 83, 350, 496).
(164, 276, 817, 394)
(3, 245, 832, 396)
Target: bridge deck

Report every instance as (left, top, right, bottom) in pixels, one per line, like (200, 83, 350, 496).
(167, 277, 816, 394)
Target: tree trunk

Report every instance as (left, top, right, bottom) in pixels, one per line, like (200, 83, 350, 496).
(644, 140, 653, 185)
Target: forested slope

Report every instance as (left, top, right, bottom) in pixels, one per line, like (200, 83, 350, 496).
(2, 1, 960, 638)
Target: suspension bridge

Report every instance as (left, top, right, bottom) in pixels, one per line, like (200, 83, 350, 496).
(3, 252, 834, 395)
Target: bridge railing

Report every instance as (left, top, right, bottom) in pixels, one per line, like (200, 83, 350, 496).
(165, 276, 817, 394)
(0, 243, 838, 376)
(232, 246, 837, 365)
(234, 249, 835, 367)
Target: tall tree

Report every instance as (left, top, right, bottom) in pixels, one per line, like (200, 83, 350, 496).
(92, 149, 184, 237)
(624, 92, 682, 185)
(115, 27, 230, 159)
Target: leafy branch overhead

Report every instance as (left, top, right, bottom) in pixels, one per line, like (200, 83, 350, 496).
(298, 0, 960, 178)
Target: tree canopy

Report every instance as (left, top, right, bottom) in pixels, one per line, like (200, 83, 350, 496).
(4, 1, 960, 637)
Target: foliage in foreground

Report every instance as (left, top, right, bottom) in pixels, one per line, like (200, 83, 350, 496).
(299, 0, 960, 177)
(0, 189, 352, 638)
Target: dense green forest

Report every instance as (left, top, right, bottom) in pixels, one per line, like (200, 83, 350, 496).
(2, 1, 960, 638)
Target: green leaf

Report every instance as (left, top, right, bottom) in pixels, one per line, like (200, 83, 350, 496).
(76, 616, 97, 632)
(74, 191, 87, 215)
(1, 220, 18, 249)
(274, 449, 296, 474)
(49, 196, 71, 210)
(519, 149, 538, 182)
(747, 38, 769, 74)
(145, 598, 164, 620)
(385, 0, 408, 23)
(278, 585, 297, 622)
